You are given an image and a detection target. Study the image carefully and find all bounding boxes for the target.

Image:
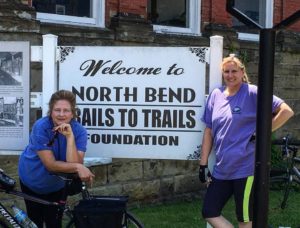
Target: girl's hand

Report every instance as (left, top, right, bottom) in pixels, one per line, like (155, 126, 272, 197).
(54, 123, 73, 137)
(77, 164, 95, 184)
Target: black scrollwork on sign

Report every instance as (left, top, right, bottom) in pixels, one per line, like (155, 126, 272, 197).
(189, 47, 208, 63)
(60, 46, 75, 63)
(186, 144, 201, 160)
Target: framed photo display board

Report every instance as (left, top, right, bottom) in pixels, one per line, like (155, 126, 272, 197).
(0, 42, 30, 151)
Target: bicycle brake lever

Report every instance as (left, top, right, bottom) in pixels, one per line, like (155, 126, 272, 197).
(0, 170, 16, 190)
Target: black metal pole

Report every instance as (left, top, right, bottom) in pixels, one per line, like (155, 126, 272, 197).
(253, 28, 276, 228)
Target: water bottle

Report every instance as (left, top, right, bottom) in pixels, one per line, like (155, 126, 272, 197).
(11, 205, 38, 228)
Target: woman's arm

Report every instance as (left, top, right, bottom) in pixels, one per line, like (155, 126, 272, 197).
(39, 123, 93, 182)
(65, 133, 84, 163)
(37, 151, 94, 182)
(272, 102, 294, 132)
(54, 123, 84, 163)
(199, 127, 213, 166)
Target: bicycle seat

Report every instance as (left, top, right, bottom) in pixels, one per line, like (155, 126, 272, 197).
(0, 169, 16, 191)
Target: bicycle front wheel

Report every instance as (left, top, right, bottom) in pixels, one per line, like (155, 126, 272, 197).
(123, 211, 144, 228)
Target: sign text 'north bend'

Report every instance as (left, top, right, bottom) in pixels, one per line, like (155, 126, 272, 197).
(72, 86, 196, 103)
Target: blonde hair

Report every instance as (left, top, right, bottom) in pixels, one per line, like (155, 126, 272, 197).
(47, 90, 77, 118)
(221, 54, 250, 83)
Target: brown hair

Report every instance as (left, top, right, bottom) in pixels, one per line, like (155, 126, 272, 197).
(48, 90, 77, 118)
(221, 54, 250, 83)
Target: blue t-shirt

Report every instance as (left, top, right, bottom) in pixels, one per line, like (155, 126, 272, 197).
(18, 116, 87, 194)
(202, 83, 283, 180)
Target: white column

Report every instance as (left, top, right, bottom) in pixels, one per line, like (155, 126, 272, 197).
(209, 35, 223, 92)
(206, 35, 223, 228)
(208, 35, 223, 170)
(42, 34, 58, 116)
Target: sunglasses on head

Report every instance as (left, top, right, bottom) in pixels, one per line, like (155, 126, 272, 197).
(47, 130, 59, 147)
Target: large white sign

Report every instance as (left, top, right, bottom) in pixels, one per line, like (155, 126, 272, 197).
(59, 47, 207, 160)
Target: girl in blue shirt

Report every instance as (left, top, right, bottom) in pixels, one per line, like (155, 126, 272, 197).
(18, 90, 95, 228)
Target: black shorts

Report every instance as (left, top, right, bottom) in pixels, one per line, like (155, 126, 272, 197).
(202, 176, 254, 223)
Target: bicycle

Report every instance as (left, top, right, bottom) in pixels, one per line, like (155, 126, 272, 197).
(270, 134, 300, 209)
(0, 168, 144, 228)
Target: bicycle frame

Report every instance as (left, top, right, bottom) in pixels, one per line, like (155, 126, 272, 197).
(0, 188, 63, 228)
(285, 143, 300, 184)
(292, 160, 300, 183)
(1, 173, 144, 228)
(0, 202, 21, 227)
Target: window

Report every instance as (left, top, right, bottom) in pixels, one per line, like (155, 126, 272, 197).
(147, 0, 201, 35)
(32, 0, 105, 28)
(233, 0, 273, 41)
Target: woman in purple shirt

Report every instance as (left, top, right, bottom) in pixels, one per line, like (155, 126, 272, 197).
(199, 55, 294, 228)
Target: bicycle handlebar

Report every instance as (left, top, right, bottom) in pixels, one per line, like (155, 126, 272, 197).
(272, 134, 299, 159)
(7, 189, 61, 206)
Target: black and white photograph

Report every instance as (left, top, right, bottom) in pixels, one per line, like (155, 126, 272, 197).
(0, 96, 24, 127)
(0, 52, 23, 86)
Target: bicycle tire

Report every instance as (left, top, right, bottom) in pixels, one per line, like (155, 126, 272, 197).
(123, 211, 144, 228)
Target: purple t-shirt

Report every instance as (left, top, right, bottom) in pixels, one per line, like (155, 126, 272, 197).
(202, 83, 283, 180)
